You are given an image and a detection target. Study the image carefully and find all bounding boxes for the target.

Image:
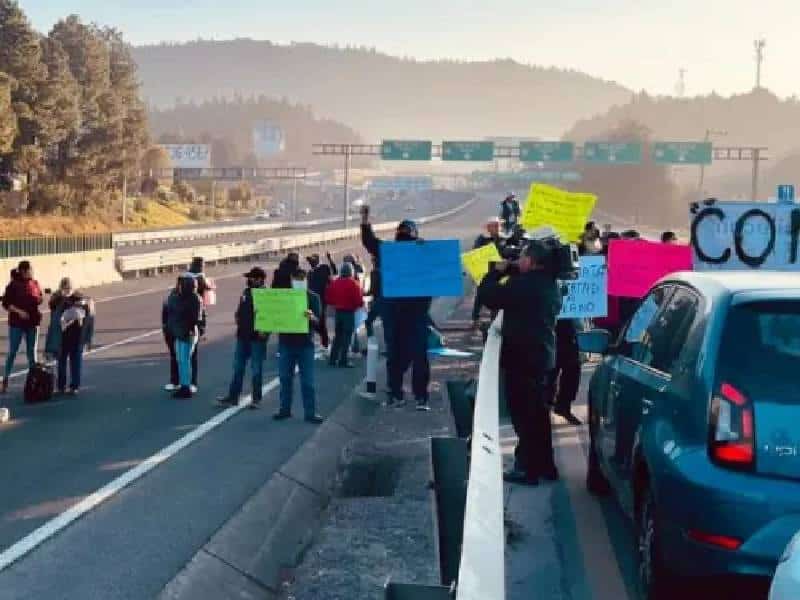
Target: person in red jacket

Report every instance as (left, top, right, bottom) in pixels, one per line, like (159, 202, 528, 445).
(325, 262, 364, 368)
(1, 261, 43, 393)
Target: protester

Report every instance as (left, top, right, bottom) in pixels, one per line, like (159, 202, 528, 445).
(51, 290, 95, 396)
(342, 254, 366, 355)
(274, 268, 324, 423)
(579, 222, 603, 255)
(500, 193, 521, 235)
(307, 252, 337, 348)
(186, 257, 214, 392)
(361, 205, 433, 411)
(550, 319, 582, 425)
(472, 218, 505, 329)
(164, 274, 203, 399)
(2, 261, 43, 393)
(217, 267, 269, 408)
(364, 254, 386, 343)
(162, 277, 206, 393)
(272, 252, 300, 289)
(621, 229, 640, 240)
(325, 263, 364, 368)
(479, 240, 562, 485)
(661, 230, 678, 244)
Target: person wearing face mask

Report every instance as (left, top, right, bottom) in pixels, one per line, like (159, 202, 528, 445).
(360, 205, 433, 411)
(165, 274, 203, 399)
(273, 268, 324, 423)
(325, 262, 364, 368)
(217, 267, 270, 408)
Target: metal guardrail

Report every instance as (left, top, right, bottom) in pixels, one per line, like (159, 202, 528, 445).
(112, 222, 285, 247)
(116, 197, 476, 276)
(0, 233, 113, 259)
(386, 311, 505, 600)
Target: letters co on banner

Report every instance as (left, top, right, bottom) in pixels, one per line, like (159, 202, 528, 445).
(690, 201, 800, 271)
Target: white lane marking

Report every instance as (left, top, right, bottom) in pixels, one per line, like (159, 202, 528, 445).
(6, 329, 163, 381)
(0, 378, 279, 572)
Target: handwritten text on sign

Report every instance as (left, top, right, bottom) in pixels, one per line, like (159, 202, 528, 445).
(520, 183, 597, 243)
(381, 240, 463, 298)
(690, 201, 800, 271)
(608, 239, 693, 298)
(252, 288, 309, 334)
(461, 243, 502, 284)
(559, 256, 608, 319)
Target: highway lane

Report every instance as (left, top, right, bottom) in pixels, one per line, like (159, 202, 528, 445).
(0, 194, 492, 599)
(115, 191, 462, 256)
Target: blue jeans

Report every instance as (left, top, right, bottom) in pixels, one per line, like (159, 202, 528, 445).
(228, 337, 267, 401)
(278, 343, 316, 417)
(5, 326, 38, 378)
(175, 337, 197, 388)
(57, 345, 83, 391)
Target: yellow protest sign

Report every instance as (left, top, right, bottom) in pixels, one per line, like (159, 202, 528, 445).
(461, 243, 502, 284)
(520, 183, 597, 242)
(252, 288, 309, 334)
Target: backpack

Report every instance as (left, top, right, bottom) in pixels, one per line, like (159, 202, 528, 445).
(24, 363, 55, 404)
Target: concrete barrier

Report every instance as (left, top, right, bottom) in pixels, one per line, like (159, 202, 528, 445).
(0, 249, 122, 292)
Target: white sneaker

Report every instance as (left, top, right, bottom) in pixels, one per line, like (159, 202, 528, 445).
(190, 385, 198, 394)
(164, 384, 177, 392)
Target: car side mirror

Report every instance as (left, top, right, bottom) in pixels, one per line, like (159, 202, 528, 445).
(578, 329, 611, 355)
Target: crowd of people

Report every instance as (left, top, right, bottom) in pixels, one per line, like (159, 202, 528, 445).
(0, 193, 681, 484)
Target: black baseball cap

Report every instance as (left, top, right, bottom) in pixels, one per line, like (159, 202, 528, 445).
(243, 267, 267, 279)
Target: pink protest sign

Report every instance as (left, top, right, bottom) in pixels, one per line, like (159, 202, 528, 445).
(608, 239, 693, 298)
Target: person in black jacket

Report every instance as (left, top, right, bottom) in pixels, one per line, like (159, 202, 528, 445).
(217, 267, 269, 408)
(500, 193, 521, 235)
(162, 275, 207, 393)
(471, 218, 504, 328)
(479, 240, 563, 486)
(307, 252, 337, 348)
(360, 205, 432, 411)
(165, 274, 203, 399)
(272, 253, 300, 289)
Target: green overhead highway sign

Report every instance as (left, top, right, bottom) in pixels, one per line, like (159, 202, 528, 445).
(442, 141, 495, 161)
(583, 142, 642, 164)
(653, 141, 712, 165)
(519, 142, 574, 163)
(381, 140, 432, 161)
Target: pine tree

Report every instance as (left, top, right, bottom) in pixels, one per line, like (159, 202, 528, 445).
(0, 73, 17, 155)
(0, 0, 46, 172)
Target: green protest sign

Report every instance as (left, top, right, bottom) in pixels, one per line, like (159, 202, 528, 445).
(252, 288, 309, 334)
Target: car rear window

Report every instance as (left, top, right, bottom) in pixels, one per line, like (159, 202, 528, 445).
(718, 301, 800, 390)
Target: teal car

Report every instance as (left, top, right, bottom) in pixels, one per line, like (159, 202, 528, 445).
(581, 272, 800, 599)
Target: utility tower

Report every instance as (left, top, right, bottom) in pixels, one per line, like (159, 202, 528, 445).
(676, 68, 687, 97)
(754, 39, 766, 89)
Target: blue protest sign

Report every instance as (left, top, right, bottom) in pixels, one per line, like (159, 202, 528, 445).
(381, 240, 464, 298)
(778, 185, 795, 205)
(559, 256, 608, 319)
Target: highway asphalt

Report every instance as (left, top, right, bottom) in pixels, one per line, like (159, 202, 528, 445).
(0, 193, 491, 599)
(115, 191, 461, 256)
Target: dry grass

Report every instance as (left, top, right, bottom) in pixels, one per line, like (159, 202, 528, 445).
(0, 200, 239, 238)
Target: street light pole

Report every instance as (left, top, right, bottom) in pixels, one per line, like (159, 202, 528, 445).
(343, 146, 351, 228)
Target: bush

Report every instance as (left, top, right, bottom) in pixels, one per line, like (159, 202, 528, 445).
(27, 184, 73, 214)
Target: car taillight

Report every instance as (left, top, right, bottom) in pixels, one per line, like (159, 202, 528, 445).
(709, 382, 755, 469)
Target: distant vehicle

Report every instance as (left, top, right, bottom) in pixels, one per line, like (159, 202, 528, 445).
(580, 271, 800, 600)
(771, 532, 800, 600)
(404, 205, 415, 212)
(302, 207, 311, 216)
(269, 210, 282, 218)
(255, 211, 270, 220)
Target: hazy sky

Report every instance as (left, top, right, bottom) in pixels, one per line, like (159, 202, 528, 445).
(21, 0, 799, 98)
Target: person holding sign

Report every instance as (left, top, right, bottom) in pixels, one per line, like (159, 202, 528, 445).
(470, 218, 504, 328)
(273, 269, 324, 424)
(217, 267, 270, 409)
(361, 205, 433, 411)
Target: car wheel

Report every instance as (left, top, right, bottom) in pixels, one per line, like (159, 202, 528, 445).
(586, 397, 611, 495)
(636, 487, 675, 600)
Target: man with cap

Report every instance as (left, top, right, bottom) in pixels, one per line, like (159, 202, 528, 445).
(361, 205, 433, 411)
(500, 193, 521, 235)
(479, 238, 563, 485)
(217, 266, 270, 408)
(307, 252, 337, 348)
